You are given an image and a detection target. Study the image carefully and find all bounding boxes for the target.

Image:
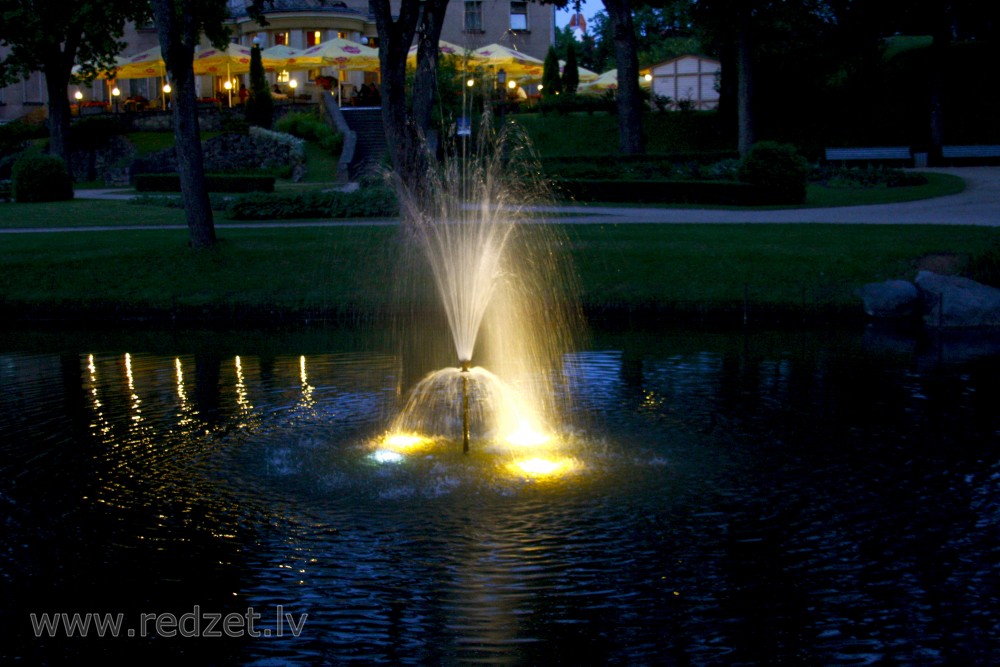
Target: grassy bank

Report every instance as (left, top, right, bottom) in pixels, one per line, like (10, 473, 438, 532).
(2, 223, 997, 325)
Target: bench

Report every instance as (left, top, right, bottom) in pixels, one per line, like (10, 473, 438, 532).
(824, 147, 912, 163)
(941, 145, 1000, 163)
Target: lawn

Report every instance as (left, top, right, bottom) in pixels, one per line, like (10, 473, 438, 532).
(2, 221, 997, 323)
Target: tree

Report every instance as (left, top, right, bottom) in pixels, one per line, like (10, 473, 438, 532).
(0, 0, 150, 173)
(244, 43, 273, 128)
(602, 0, 645, 154)
(150, 0, 235, 248)
(541, 46, 563, 98)
(371, 0, 450, 196)
(562, 40, 580, 94)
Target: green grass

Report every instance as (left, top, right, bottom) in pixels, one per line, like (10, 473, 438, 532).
(565, 223, 999, 313)
(2, 222, 997, 321)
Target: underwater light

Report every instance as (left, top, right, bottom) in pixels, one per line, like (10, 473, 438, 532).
(371, 450, 405, 464)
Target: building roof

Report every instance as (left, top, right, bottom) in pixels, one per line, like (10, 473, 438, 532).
(227, 0, 366, 20)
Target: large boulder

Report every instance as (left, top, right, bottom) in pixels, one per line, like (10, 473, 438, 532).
(858, 279, 921, 318)
(915, 270, 1000, 327)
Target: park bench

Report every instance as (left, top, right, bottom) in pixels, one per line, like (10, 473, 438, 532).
(941, 145, 1000, 164)
(824, 147, 912, 163)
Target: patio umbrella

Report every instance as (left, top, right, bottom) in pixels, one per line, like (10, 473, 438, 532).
(577, 68, 652, 95)
(517, 60, 599, 85)
(470, 43, 545, 78)
(108, 46, 167, 79)
(193, 43, 253, 76)
(297, 38, 380, 104)
(406, 39, 477, 65)
(261, 44, 307, 72)
(296, 38, 379, 70)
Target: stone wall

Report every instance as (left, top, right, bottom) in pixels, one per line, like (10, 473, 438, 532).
(132, 128, 306, 181)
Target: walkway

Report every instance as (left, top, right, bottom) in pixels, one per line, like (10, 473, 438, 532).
(57, 166, 1000, 229)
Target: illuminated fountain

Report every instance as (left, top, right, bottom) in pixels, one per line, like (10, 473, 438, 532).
(377, 119, 583, 473)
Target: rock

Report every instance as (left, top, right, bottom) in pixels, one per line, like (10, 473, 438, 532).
(858, 279, 921, 318)
(915, 270, 1000, 327)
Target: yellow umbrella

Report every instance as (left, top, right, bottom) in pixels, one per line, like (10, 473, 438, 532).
(406, 40, 476, 66)
(193, 43, 253, 76)
(577, 68, 652, 95)
(470, 43, 545, 78)
(296, 38, 379, 70)
(261, 45, 307, 72)
(109, 46, 167, 80)
(561, 60, 599, 83)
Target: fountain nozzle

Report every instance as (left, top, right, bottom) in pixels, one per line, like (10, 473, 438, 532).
(460, 360, 471, 454)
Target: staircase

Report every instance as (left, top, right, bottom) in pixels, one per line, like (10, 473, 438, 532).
(340, 107, 387, 180)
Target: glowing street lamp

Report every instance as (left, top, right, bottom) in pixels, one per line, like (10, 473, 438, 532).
(288, 78, 298, 105)
(73, 90, 83, 116)
(111, 86, 121, 113)
(162, 82, 171, 110)
(223, 78, 233, 107)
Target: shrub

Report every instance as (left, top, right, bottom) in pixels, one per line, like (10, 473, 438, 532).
(0, 120, 43, 158)
(12, 154, 73, 202)
(245, 44, 274, 128)
(274, 111, 343, 156)
(551, 178, 794, 206)
(738, 141, 809, 204)
(226, 187, 399, 220)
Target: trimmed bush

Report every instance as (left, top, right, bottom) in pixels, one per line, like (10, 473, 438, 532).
(12, 154, 74, 202)
(134, 173, 275, 193)
(226, 187, 399, 220)
(551, 178, 793, 206)
(274, 111, 343, 156)
(738, 141, 809, 204)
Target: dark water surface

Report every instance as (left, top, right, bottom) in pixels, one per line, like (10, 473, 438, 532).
(1, 324, 998, 665)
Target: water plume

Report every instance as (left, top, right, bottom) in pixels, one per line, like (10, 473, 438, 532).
(385, 114, 584, 451)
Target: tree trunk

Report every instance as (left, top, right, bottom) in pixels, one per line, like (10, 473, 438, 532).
(927, 18, 951, 162)
(604, 0, 644, 154)
(373, 0, 431, 198)
(44, 67, 73, 173)
(736, 11, 755, 157)
(412, 0, 448, 134)
(152, 0, 216, 248)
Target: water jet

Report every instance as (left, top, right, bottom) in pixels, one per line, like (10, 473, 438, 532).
(385, 115, 583, 454)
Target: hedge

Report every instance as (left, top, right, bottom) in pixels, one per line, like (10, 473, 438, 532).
(225, 187, 399, 220)
(134, 173, 275, 193)
(550, 178, 801, 206)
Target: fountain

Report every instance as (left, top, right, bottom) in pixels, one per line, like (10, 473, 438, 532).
(380, 117, 583, 460)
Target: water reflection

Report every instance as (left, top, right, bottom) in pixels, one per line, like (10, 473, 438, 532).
(1, 325, 998, 665)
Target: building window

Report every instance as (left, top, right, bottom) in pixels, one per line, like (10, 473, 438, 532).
(464, 1, 483, 32)
(338, 31, 346, 39)
(510, 1, 527, 31)
(277, 70, 290, 83)
(274, 31, 289, 46)
(307, 30, 322, 47)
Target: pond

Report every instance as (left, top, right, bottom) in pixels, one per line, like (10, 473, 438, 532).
(1, 323, 998, 665)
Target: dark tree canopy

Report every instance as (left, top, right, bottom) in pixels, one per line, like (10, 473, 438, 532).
(0, 0, 150, 169)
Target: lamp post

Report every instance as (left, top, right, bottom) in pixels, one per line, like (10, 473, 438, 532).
(162, 82, 171, 111)
(224, 79, 233, 108)
(74, 90, 83, 116)
(111, 86, 121, 113)
(288, 78, 297, 105)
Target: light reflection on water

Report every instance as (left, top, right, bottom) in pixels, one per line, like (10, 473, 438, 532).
(1, 325, 999, 665)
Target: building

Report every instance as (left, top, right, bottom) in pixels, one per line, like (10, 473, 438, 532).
(649, 55, 721, 110)
(0, 0, 555, 122)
